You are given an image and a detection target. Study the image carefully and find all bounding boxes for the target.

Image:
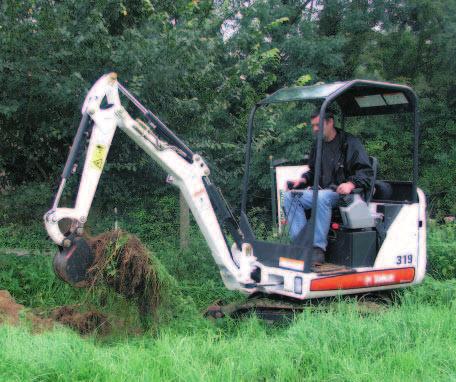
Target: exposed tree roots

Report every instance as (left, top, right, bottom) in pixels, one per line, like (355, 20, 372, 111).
(87, 230, 161, 322)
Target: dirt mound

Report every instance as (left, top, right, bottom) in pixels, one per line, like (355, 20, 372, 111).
(0, 290, 111, 335)
(0, 290, 53, 332)
(87, 230, 160, 321)
(52, 306, 110, 335)
(0, 290, 23, 325)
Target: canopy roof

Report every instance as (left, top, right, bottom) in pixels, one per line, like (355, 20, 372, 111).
(258, 80, 416, 116)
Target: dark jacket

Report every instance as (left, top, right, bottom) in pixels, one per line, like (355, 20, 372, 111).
(302, 129, 373, 193)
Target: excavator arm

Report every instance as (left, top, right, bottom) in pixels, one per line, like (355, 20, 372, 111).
(44, 73, 256, 290)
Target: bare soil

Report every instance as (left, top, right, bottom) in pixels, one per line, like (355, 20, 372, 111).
(51, 306, 110, 335)
(0, 290, 111, 335)
(0, 290, 53, 332)
(0, 290, 24, 325)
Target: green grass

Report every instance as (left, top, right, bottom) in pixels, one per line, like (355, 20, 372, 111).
(1, 222, 456, 380)
(427, 222, 456, 279)
(1, 281, 456, 381)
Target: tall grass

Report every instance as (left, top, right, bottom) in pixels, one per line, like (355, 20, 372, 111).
(1, 221, 456, 380)
(1, 280, 456, 381)
(427, 222, 456, 279)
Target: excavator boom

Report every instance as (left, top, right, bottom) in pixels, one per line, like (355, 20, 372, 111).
(44, 73, 254, 290)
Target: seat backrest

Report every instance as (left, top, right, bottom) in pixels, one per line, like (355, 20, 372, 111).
(366, 156, 378, 203)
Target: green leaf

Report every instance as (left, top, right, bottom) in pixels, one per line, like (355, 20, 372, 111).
(268, 17, 289, 28)
(295, 74, 312, 86)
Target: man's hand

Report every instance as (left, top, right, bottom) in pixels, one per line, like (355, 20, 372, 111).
(336, 182, 356, 195)
(286, 178, 307, 190)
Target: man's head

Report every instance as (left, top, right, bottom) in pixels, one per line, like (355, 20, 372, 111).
(310, 107, 336, 141)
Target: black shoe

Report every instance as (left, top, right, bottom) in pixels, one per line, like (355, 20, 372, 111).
(311, 247, 325, 266)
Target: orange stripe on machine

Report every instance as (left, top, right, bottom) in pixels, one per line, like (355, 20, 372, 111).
(310, 268, 415, 291)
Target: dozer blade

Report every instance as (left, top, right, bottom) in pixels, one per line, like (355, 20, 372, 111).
(53, 236, 94, 287)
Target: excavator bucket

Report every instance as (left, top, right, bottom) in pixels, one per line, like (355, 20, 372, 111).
(53, 236, 94, 287)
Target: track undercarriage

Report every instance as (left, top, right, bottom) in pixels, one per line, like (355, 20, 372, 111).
(205, 290, 394, 323)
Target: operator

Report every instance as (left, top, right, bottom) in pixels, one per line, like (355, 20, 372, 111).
(283, 107, 373, 266)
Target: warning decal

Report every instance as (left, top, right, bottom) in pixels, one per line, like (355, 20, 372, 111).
(91, 144, 107, 170)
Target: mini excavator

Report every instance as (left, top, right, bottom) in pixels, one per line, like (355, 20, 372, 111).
(44, 73, 426, 309)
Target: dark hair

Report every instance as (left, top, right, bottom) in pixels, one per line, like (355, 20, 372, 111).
(310, 106, 336, 120)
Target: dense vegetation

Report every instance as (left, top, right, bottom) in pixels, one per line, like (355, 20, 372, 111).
(0, 2, 455, 380)
(1, 0, 455, 217)
(1, 283, 456, 381)
(0, 222, 456, 381)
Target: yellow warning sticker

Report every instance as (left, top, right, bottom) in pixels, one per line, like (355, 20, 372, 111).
(91, 144, 107, 170)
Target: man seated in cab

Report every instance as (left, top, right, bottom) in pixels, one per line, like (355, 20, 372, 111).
(284, 108, 373, 267)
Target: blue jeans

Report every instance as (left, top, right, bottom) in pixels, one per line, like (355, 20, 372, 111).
(283, 189, 340, 250)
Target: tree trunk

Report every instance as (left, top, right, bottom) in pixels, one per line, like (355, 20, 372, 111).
(179, 191, 190, 250)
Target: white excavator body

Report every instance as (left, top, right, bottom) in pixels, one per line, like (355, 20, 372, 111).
(44, 73, 426, 301)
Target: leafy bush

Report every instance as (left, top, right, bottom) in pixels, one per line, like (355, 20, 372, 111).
(123, 194, 180, 245)
(0, 182, 52, 225)
(427, 222, 456, 279)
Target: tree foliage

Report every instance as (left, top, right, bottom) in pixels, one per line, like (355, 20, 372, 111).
(0, 0, 454, 216)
